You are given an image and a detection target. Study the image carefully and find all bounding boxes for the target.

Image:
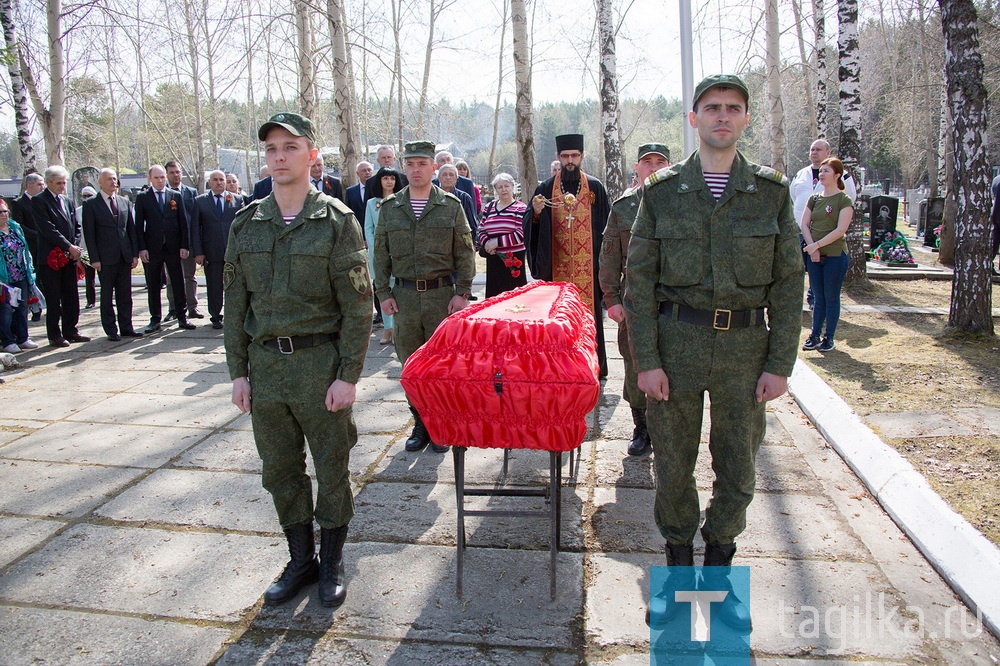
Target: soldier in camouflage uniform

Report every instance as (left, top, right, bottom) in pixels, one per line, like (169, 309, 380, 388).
(373, 140, 477, 454)
(600, 143, 671, 457)
(625, 76, 802, 629)
(224, 112, 372, 609)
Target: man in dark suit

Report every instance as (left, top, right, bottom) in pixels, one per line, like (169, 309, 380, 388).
(310, 156, 343, 200)
(82, 168, 143, 341)
(10, 173, 45, 266)
(192, 170, 244, 329)
(345, 160, 372, 222)
(134, 164, 197, 333)
(249, 165, 270, 202)
(165, 159, 203, 319)
(30, 166, 90, 347)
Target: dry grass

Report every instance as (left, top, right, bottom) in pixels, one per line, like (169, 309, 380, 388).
(799, 279, 1000, 546)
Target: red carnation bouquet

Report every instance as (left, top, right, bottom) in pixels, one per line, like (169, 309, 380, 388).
(47, 247, 70, 270)
(501, 252, 522, 278)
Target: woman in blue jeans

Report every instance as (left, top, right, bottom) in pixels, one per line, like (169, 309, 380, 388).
(0, 200, 38, 353)
(800, 157, 853, 352)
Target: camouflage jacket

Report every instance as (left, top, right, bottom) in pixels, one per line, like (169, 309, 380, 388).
(223, 189, 373, 384)
(599, 185, 641, 308)
(624, 150, 802, 377)
(372, 185, 476, 301)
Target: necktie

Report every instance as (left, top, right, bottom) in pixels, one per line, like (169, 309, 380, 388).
(314, 179, 321, 191)
(216, 194, 224, 216)
(109, 195, 119, 217)
(59, 194, 69, 219)
(157, 191, 164, 209)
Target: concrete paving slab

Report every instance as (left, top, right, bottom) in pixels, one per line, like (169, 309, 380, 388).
(362, 353, 403, 378)
(65, 392, 236, 429)
(589, 487, 864, 560)
(867, 411, 974, 439)
(175, 428, 262, 472)
(586, 554, 924, 660)
(0, 606, 231, 666)
(249, 541, 583, 648)
(0, 524, 285, 621)
(217, 633, 579, 666)
(350, 479, 586, 550)
(350, 433, 394, 478)
(0, 516, 65, 567)
(79, 350, 229, 374)
(0, 388, 111, 421)
(952, 407, 1000, 436)
(0, 428, 28, 445)
(128, 370, 231, 397)
(0, 421, 210, 468)
(594, 441, 656, 488)
(356, 376, 409, 403)
(354, 401, 412, 434)
(694, 444, 824, 495)
(0, 367, 161, 393)
(96, 468, 276, 532)
(0, 459, 145, 518)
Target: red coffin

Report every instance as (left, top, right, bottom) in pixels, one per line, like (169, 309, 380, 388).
(400, 281, 600, 452)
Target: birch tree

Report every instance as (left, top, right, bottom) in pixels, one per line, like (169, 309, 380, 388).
(19, 0, 68, 165)
(598, 0, 625, 198)
(488, 0, 509, 178)
(814, 0, 827, 137)
(838, 0, 867, 285)
(328, 0, 359, 185)
(938, 0, 993, 335)
(0, 0, 38, 174)
(765, 0, 786, 173)
(295, 0, 315, 119)
(790, 0, 817, 138)
(511, 0, 536, 195)
(416, 0, 456, 136)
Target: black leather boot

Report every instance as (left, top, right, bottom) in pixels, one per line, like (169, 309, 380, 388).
(176, 314, 196, 330)
(646, 542, 696, 626)
(702, 542, 752, 631)
(628, 408, 652, 456)
(404, 408, 431, 452)
(263, 523, 319, 605)
(318, 525, 349, 608)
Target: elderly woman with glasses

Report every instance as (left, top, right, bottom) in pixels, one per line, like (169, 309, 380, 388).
(0, 201, 38, 353)
(477, 172, 528, 297)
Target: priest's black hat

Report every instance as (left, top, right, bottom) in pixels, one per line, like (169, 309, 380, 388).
(555, 134, 584, 153)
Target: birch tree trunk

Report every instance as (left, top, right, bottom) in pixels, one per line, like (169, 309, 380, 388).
(341, 0, 360, 154)
(939, 0, 993, 335)
(19, 0, 67, 165)
(511, 0, 536, 195)
(182, 0, 206, 187)
(791, 0, 817, 138)
(295, 0, 315, 119)
(814, 0, 827, 138)
(838, 0, 867, 285)
(416, 0, 444, 136)
(0, 0, 38, 174)
(765, 0, 786, 174)
(489, 0, 509, 178)
(598, 0, 625, 198)
(938, 100, 956, 265)
(202, 3, 220, 174)
(391, 0, 404, 143)
(328, 0, 359, 186)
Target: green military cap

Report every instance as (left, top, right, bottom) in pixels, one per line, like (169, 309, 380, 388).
(692, 74, 750, 109)
(403, 140, 436, 160)
(258, 112, 316, 142)
(637, 143, 670, 162)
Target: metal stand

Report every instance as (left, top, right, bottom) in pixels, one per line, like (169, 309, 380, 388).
(453, 446, 562, 599)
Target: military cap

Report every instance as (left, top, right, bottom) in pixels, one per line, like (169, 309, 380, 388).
(637, 143, 670, 162)
(556, 134, 584, 153)
(692, 74, 750, 109)
(258, 112, 316, 142)
(403, 140, 436, 160)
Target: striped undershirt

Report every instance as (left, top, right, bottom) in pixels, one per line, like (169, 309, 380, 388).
(283, 216, 295, 225)
(703, 172, 730, 200)
(410, 198, 428, 219)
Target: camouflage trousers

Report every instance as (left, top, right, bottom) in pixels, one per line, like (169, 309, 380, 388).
(392, 284, 453, 366)
(617, 318, 646, 410)
(248, 342, 357, 530)
(646, 315, 768, 546)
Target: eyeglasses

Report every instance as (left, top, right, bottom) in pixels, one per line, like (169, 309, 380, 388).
(0, 210, 9, 215)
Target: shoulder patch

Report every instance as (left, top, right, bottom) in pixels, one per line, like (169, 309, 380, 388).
(756, 165, 789, 186)
(223, 262, 236, 290)
(644, 166, 678, 188)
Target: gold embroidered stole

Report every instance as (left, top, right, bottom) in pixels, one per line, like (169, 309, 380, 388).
(550, 170, 595, 310)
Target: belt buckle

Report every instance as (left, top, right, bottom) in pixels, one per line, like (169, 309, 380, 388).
(416, 279, 428, 292)
(713, 309, 732, 331)
(276, 336, 294, 354)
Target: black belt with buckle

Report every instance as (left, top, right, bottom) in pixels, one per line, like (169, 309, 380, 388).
(396, 275, 456, 292)
(261, 332, 338, 354)
(658, 301, 765, 330)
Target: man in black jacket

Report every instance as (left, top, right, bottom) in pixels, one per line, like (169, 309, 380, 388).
(134, 164, 197, 333)
(82, 169, 143, 341)
(30, 166, 90, 346)
(193, 170, 244, 329)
